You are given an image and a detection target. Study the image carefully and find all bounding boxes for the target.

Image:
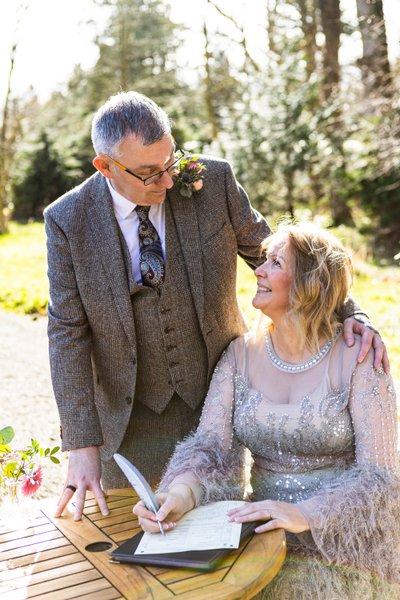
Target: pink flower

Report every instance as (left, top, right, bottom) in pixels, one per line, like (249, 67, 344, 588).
(192, 179, 203, 191)
(21, 465, 43, 496)
(174, 155, 206, 197)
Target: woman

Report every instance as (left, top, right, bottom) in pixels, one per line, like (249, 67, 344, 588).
(135, 223, 399, 599)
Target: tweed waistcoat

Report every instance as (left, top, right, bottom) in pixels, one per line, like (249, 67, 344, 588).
(121, 201, 208, 414)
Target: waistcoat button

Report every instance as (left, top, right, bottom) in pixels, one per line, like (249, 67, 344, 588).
(125, 396, 133, 405)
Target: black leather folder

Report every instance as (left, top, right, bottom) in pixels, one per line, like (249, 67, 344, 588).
(109, 520, 261, 571)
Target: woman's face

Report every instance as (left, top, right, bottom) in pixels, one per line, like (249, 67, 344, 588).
(252, 236, 293, 320)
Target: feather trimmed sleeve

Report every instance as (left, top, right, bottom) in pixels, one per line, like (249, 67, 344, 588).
(158, 342, 247, 504)
(297, 354, 400, 582)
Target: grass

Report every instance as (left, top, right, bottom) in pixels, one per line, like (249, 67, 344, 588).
(0, 221, 399, 378)
(0, 222, 48, 315)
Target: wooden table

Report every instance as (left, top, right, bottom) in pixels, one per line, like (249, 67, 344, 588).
(0, 489, 286, 600)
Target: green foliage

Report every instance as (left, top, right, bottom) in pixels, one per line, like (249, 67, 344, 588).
(0, 426, 15, 445)
(12, 131, 71, 220)
(0, 424, 60, 493)
(0, 427, 13, 467)
(360, 168, 400, 260)
(87, 0, 185, 106)
(228, 50, 358, 229)
(3, 462, 19, 479)
(25, 77, 97, 187)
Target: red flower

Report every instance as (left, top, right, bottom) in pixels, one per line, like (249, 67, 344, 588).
(21, 465, 43, 496)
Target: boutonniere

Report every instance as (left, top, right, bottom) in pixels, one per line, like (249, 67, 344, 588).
(173, 155, 207, 197)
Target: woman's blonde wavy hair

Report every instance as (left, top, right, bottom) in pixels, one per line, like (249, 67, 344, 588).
(263, 222, 353, 353)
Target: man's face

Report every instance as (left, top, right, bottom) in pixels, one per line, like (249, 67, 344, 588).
(94, 134, 175, 206)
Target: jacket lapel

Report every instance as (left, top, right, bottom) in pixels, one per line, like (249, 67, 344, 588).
(86, 175, 136, 348)
(166, 187, 204, 327)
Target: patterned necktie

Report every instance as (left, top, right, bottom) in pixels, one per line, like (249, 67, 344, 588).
(136, 205, 165, 290)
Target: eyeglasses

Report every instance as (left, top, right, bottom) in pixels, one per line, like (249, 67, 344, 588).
(100, 148, 186, 186)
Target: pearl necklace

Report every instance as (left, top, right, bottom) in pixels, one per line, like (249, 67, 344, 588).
(264, 327, 337, 372)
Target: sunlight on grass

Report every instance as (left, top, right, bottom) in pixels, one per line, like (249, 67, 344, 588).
(0, 222, 48, 315)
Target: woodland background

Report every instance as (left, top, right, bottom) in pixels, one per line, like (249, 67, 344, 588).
(1, 0, 399, 263)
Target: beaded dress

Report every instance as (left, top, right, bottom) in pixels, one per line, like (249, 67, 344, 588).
(159, 323, 400, 599)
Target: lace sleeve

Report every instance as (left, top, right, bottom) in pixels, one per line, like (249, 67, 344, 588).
(349, 356, 398, 469)
(158, 344, 247, 503)
(298, 355, 400, 581)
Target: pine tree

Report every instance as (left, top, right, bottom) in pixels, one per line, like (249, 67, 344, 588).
(12, 132, 70, 220)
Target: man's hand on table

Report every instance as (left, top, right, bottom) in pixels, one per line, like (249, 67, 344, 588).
(55, 445, 110, 521)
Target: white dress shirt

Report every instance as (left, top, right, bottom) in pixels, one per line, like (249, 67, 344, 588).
(106, 178, 166, 285)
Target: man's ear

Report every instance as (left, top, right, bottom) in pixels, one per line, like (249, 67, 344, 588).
(93, 155, 112, 178)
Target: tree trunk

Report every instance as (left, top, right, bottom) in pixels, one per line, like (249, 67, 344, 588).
(266, 0, 279, 59)
(356, 0, 392, 99)
(330, 192, 352, 227)
(297, 0, 325, 206)
(0, 43, 16, 234)
(0, 2, 29, 234)
(117, 0, 129, 90)
(317, 0, 353, 225)
(202, 20, 219, 142)
(318, 0, 341, 100)
(285, 171, 295, 219)
(297, 0, 318, 79)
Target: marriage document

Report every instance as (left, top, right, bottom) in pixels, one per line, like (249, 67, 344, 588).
(135, 500, 245, 555)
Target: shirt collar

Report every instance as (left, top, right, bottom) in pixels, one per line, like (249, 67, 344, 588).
(106, 177, 136, 219)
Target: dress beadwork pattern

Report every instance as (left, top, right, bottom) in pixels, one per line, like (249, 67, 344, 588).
(159, 326, 400, 599)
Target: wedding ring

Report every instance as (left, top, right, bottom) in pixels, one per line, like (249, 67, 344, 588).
(66, 484, 77, 493)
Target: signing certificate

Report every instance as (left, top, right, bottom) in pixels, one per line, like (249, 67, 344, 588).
(134, 501, 245, 555)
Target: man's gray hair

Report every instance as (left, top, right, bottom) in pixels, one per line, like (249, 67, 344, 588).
(91, 91, 172, 156)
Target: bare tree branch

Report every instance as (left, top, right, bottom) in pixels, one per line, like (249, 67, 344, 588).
(207, 0, 260, 72)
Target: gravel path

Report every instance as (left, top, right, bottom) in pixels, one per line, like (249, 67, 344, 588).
(0, 311, 67, 498)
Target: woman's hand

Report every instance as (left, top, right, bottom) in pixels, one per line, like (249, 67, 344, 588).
(133, 483, 195, 533)
(227, 500, 310, 534)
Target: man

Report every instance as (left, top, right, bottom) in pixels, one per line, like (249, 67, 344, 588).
(44, 91, 386, 520)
